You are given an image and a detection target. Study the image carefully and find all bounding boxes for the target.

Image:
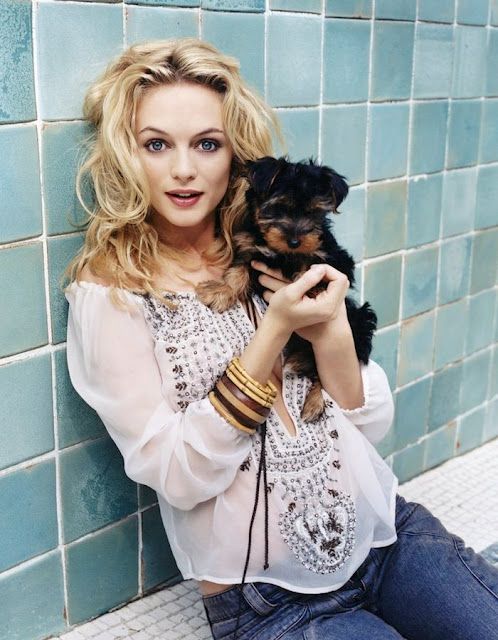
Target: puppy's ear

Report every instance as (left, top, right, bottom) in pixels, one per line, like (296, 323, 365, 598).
(318, 166, 349, 212)
(245, 156, 286, 197)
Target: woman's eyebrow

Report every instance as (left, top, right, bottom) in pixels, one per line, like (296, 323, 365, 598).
(138, 126, 225, 136)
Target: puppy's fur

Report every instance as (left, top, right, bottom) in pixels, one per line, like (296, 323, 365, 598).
(196, 156, 377, 422)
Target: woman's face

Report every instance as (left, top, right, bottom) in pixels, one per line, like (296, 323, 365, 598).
(134, 82, 233, 240)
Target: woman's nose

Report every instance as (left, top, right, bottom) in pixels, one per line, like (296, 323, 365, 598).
(170, 149, 197, 182)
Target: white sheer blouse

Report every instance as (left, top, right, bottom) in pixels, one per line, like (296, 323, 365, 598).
(65, 280, 398, 594)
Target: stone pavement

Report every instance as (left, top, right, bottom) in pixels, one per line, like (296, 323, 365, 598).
(51, 438, 498, 640)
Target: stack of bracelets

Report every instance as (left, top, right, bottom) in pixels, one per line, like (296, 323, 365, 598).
(208, 356, 277, 435)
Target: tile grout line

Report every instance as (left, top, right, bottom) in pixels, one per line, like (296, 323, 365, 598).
(31, 0, 71, 629)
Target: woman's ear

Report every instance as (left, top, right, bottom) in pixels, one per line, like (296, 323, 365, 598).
(244, 156, 286, 196)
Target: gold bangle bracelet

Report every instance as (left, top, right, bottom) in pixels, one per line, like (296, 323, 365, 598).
(226, 365, 275, 404)
(230, 357, 278, 397)
(208, 391, 257, 435)
(225, 368, 274, 408)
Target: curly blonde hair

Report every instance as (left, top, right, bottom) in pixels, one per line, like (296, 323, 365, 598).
(64, 38, 283, 308)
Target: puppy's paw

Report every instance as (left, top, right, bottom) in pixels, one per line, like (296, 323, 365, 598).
(195, 280, 238, 312)
(301, 383, 326, 422)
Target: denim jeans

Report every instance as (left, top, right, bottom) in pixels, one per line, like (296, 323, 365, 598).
(202, 494, 498, 640)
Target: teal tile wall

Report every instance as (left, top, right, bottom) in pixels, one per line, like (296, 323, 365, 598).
(0, 0, 36, 123)
(0, 125, 42, 243)
(1, 3, 497, 637)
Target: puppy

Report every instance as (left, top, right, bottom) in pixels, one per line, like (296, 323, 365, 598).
(196, 156, 377, 422)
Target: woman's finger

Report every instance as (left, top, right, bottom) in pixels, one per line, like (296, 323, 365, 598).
(285, 265, 327, 300)
(251, 260, 289, 283)
(258, 273, 288, 292)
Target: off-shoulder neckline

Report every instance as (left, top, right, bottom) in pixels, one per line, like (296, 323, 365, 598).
(67, 279, 197, 298)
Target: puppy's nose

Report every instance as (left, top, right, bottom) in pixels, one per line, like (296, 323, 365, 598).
(288, 238, 301, 249)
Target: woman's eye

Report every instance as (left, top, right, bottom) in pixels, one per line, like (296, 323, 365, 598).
(145, 139, 166, 153)
(198, 139, 219, 152)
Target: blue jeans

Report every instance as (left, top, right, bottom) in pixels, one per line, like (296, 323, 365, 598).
(202, 494, 498, 639)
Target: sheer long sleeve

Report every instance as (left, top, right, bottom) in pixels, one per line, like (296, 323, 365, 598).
(325, 359, 394, 445)
(65, 282, 252, 511)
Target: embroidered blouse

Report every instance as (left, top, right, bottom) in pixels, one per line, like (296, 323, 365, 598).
(65, 280, 398, 594)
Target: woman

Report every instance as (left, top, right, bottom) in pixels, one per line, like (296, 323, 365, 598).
(64, 38, 498, 640)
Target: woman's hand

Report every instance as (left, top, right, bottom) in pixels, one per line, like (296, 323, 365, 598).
(252, 260, 352, 345)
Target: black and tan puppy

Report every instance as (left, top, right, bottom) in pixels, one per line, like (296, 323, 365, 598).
(196, 156, 377, 422)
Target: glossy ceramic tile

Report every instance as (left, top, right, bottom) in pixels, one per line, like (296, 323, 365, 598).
(479, 99, 498, 164)
(365, 179, 407, 257)
(393, 376, 431, 449)
(457, 406, 486, 455)
(451, 26, 487, 99)
(275, 108, 319, 161)
(142, 506, 181, 590)
(398, 311, 435, 385)
(465, 288, 496, 355)
(446, 99, 482, 169)
(0, 0, 35, 123)
(321, 104, 367, 185)
(438, 235, 472, 305)
(325, 0, 372, 18)
(440, 168, 477, 238)
(371, 325, 399, 390)
(417, 0, 454, 23)
(60, 437, 138, 543)
(402, 246, 438, 319)
(0, 551, 65, 640)
(65, 517, 139, 624)
(270, 0, 321, 12)
(490, 345, 498, 398)
(42, 122, 93, 235)
(424, 424, 456, 470)
(470, 229, 498, 294)
(0, 355, 53, 471)
(47, 234, 85, 344)
(267, 14, 321, 106)
(371, 21, 414, 101)
(374, 0, 416, 21)
(433, 298, 468, 370)
(487, 30, 498, 97)
(475, 165, 498, 230)
(491, 0, 498, 25)
(413, 23, 454, 99)
(460, 349, 491, 413)
(0, 243, 48, 357)
(410, 100, 448, 175)
(393, 440, 426, 482)
(330, 186, 365, 264)
(428, 362, 462, 431)
(201, 0, 265, 10)
(126, 0, 199, 5)
(37, 2, 123, 120)
(323, 19, 371, 103)
(406, 174, 442, 248)
(0, 125, 42, 243)
(125, 6, 198, 44)
(0, 460, 58, 572)
(368, 103, 409, 181)
(364, 255, 402, 328)
(55, 349, 106, 450)
(203, 11, 264, 93)
(456, 0, 489, 25)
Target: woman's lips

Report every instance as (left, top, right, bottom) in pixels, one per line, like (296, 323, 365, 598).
(166, 192, 203, 208)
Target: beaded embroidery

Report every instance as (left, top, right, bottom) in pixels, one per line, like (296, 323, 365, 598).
(139, 291, 356, 574)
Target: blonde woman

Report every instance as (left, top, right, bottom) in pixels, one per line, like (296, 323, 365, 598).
(65, 39, 498, 640)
